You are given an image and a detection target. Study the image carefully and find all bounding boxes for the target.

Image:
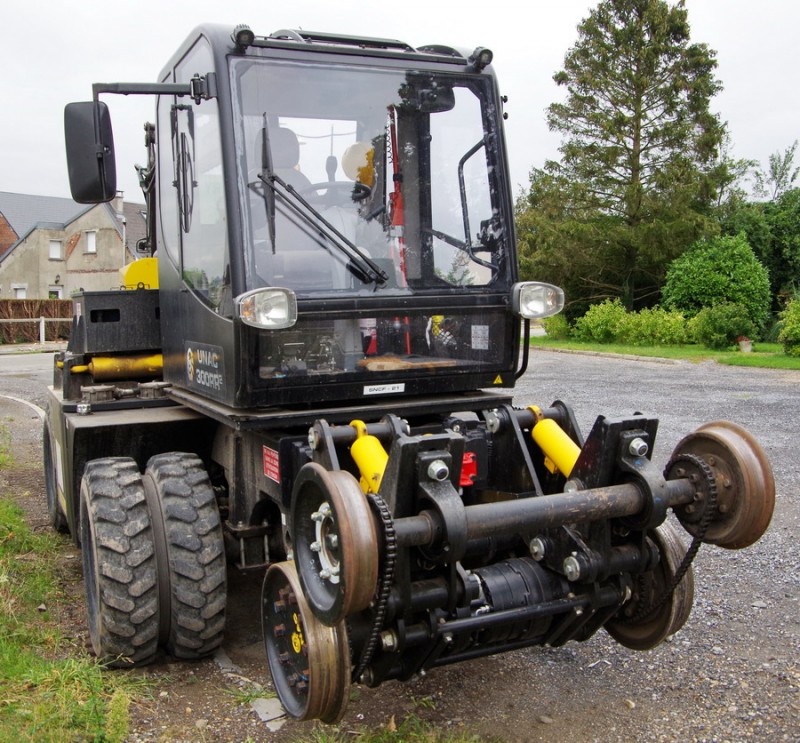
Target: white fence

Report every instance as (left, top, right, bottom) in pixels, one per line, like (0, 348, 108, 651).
(0, 317, 71, 343)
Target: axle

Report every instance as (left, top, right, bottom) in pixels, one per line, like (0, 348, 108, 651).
(392, 477, 696, 549)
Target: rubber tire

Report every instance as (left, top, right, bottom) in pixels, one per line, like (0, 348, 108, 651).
(43, 418, 69, 533)
(143, 453, 227, 660)
(80, 458, 160, 667)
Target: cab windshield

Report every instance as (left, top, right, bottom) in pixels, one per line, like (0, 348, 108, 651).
(230, 57, 510, 297)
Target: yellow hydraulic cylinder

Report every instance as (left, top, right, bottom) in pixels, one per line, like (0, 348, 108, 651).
(350, 419, 389, 494)
(69, 354, 163, 381)
(121, 257, 159, 289)
(531, 418, 581, 477)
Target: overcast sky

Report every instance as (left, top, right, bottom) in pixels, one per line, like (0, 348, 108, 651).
(2, 0, 798, 203)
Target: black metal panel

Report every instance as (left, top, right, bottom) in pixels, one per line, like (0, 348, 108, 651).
(69, 290, 161, 354)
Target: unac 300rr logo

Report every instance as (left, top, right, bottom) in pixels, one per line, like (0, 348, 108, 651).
(185, 343, 225, 393)
(186, 347, 195, 381)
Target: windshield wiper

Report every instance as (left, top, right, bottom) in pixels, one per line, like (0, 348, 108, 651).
(426, 227, 499, 272)
(254, 124, 387, 286)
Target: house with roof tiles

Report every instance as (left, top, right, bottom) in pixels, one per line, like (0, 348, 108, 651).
(0, 191, 146, 299)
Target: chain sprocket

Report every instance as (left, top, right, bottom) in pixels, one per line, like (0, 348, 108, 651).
(627, 452, 718, 623)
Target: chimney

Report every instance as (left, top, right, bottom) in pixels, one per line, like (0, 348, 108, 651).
(113, 190, 125, 216)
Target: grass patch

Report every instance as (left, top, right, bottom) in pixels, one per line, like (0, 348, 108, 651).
(0, 426, 11, 469)
(530, 338, 800, 370)
(303, 712, 495, 742)
(0, 491, 148, 742)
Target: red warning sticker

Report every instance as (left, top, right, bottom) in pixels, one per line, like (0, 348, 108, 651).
(263, 446, 280, 482)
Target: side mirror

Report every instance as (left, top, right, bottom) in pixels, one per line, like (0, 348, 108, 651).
(64, 101, 117, 203)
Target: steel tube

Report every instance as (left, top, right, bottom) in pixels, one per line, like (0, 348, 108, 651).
(394, 478, 696, 548)
(435, 585, 621, 636)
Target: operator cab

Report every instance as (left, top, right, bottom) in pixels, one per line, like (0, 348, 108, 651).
(65, 25, 563, 409)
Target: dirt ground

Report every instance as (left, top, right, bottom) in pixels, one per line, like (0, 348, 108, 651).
(1, 351, 798, 742)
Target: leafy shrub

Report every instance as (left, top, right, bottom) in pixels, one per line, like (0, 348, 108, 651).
(778, 298, 800, 357)
(573, 299, 626, 343)
(616, 307, 689, 345)
(541, 313, 571, 339)
(688, 302, 757, 350)
(662, 234, 771, 332)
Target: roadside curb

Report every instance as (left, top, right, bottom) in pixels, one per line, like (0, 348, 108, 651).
(0, 343, 67, 356)
(531, 346, 684, 365)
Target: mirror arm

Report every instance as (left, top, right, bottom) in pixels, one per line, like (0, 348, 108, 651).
(92, 74, 217, 105)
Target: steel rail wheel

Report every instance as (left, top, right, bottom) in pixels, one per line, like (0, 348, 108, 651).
(262, 561, 351, 723)
(669, 421, 775, 549)
(290, 462, 379, 625)
(606, 521, 695, 651)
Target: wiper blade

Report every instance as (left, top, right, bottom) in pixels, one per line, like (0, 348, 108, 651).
(261, 171, 388, 286)
(260, 119, 276, 250)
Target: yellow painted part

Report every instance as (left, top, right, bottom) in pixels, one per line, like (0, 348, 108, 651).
(86, 354, 163, 381)
(527, 405, 544, 423)
(350, 419, 388, 494)
(121, 257, 159, 289)
(532, 418, 581, 477)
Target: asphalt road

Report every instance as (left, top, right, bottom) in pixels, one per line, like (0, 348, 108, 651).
(1, 348, 797, 741)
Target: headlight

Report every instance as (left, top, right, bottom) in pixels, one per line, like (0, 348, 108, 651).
(235, 288, 297, 329)
(512, 282, 565, 319)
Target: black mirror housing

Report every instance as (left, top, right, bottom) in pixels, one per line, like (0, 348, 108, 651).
(64, 101, 117, 203)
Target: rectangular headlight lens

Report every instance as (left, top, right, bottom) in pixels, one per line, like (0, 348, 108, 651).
(236, 288, 298, 329)
(512, 282, 565, 319)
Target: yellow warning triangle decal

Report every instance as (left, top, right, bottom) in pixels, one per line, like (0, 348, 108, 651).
(493, 375, 503, 385)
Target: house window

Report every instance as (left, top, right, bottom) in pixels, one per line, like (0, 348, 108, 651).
(49, 240, 63, 260)
(13, 285, 27, 299)
(86, 231, 97, 253)
(48, 286, 63, 299)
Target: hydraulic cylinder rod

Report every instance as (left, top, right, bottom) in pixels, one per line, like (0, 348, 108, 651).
(392, 477, 696, 548)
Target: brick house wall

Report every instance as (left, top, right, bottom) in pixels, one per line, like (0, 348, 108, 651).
(0, 213, 18, 257)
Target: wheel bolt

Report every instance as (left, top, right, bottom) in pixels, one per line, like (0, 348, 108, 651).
(380, 630, 398, 652)
(428, 459, 449, 481)
(319, 569, 331, 580)
(310, 541, 321, 552)
(529, 537, 546, 561)
(563, 555, 581, 581)
(628, 437, 649, 457)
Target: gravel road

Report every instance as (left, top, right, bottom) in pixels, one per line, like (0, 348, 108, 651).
(1, 348, 797, 742)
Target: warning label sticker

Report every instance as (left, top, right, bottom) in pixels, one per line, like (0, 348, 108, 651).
(263, 446, 280, 482)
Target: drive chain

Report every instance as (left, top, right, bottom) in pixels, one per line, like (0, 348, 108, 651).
(628, 452, 718, 623)
(353, 492, 397, 683)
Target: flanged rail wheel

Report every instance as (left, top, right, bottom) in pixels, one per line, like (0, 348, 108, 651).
(262, 561, 351, 723)
(143, 453, 227, 659)
(290, 462, 379, 625)
(668, 420, 775, 549)
(606, 521, 694, 651)
(80, 457, 159, 667)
